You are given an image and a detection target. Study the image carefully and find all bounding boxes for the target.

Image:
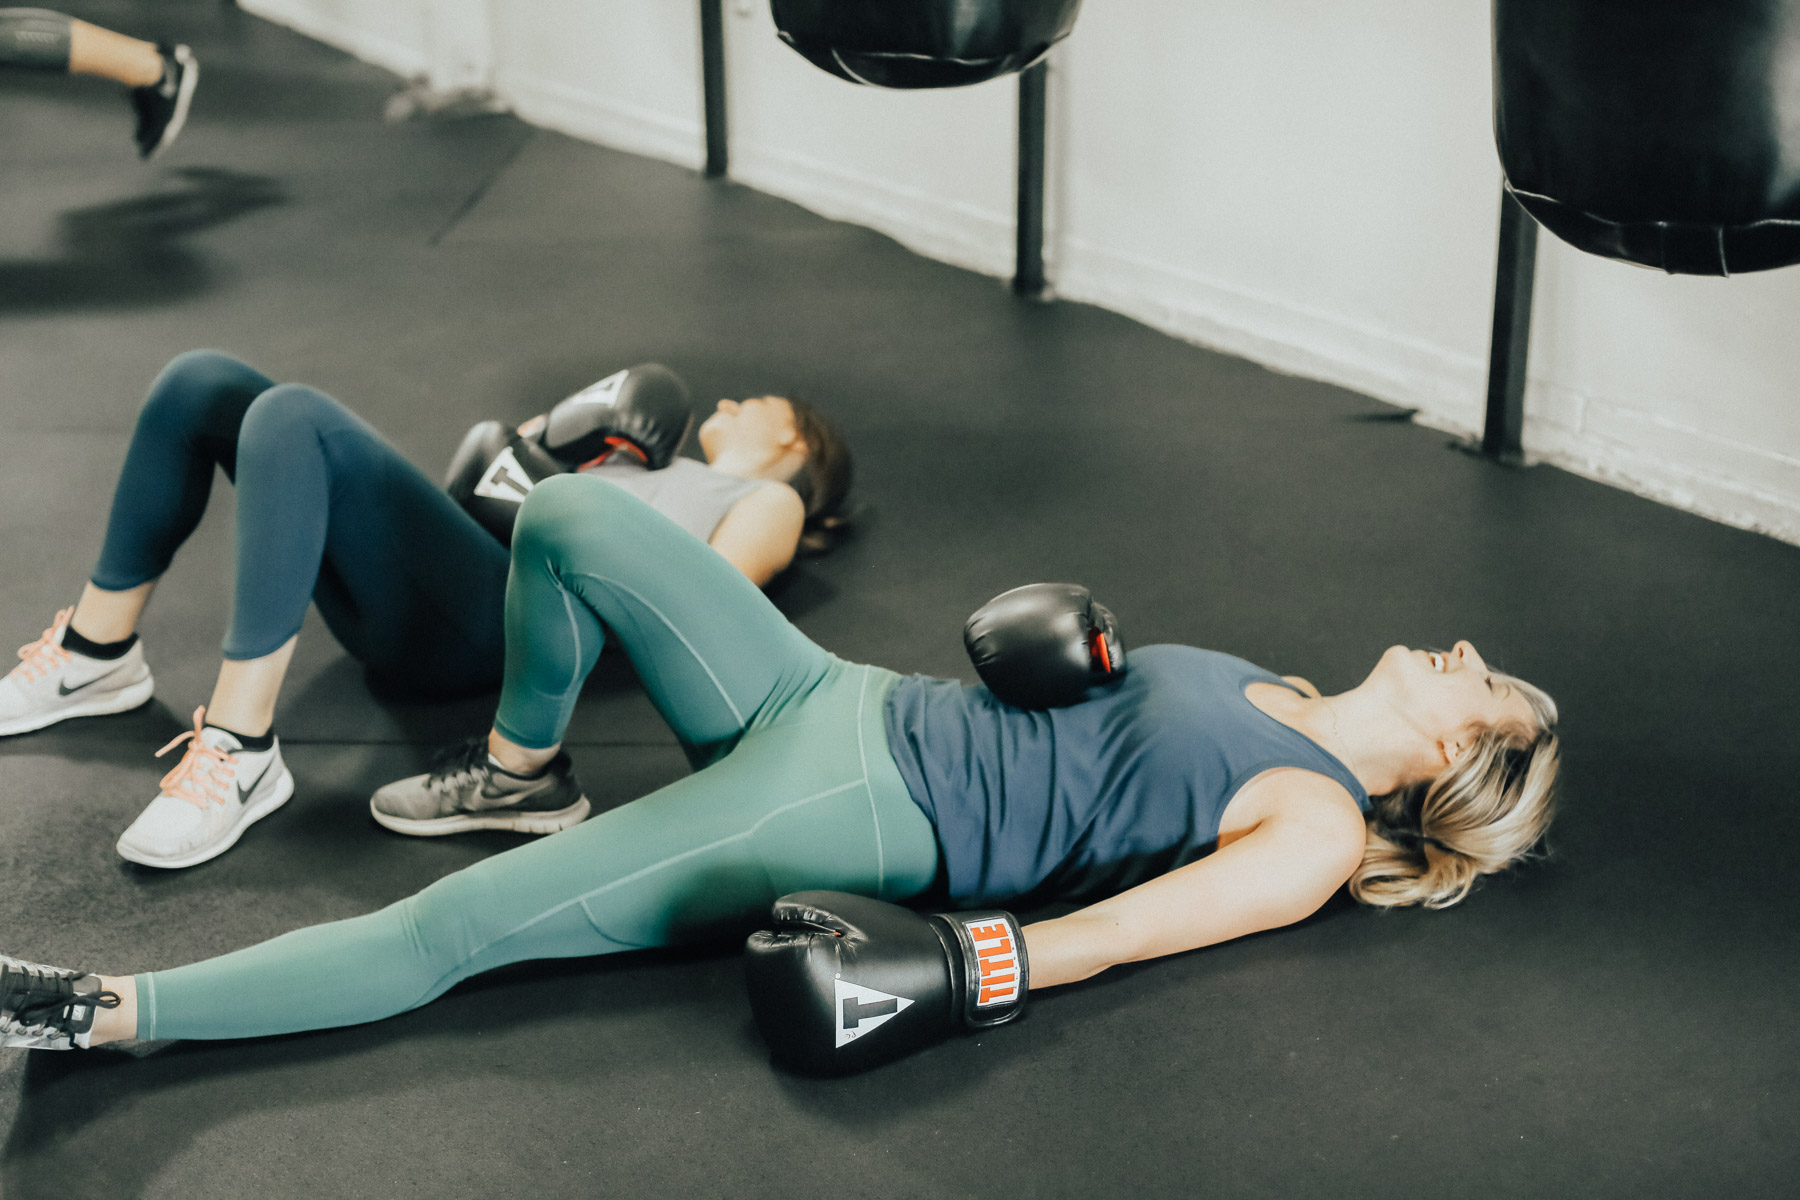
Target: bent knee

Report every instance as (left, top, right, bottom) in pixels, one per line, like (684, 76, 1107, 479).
(243, 382, 342, 426)
(138, 350, 265, 430)
(238, 383, 356, 449)
(513, 472, 626, 550)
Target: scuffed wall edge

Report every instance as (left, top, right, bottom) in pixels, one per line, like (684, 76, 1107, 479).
(238, 0, 427, 78)
(1053, 236, 1800, 547)
(1523, 387, 1800, 546)
(1055, 238, 1485, 426)
(728, 140, 1016, 281)
(497, 74, 705, 173)
(1410, 389, 1800, 546)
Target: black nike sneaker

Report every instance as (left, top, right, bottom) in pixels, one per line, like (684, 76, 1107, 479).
(131, 43, 199, 159)
(1, 955, 121, 1051)
(370, 737, 590, 836)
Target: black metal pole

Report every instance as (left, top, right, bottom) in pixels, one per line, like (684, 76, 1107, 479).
(1013, 59, 1049, 298)
(700, 0, 727, 179)
(1481, 186, 1538, 463)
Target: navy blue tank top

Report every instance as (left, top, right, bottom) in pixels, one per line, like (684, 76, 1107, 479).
(882, 644, 1371, 906)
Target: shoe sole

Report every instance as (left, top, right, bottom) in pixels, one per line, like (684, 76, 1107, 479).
(369, 795, 591, 837)
(0, 676, 155, 738)
(115, 767, 295, 870)
(144, 48, 199, 160)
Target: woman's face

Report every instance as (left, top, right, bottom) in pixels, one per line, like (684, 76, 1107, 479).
(1369, 641, 1539, 753)
(697, 396, 802, 465)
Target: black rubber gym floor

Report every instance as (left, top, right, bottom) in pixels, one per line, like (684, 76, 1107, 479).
(4, 4, 1799, 1198)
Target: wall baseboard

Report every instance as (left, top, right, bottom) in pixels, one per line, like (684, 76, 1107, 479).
(1518, 389, 1800, 546)
(1055, 235, 1800, 547)
(1057, 238, 1486, 423)
(729, 141, 1017, 280)
(238, 0, 427, 77)
(497, 75, 704, 173)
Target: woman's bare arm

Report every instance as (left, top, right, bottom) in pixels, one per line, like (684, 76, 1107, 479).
(707, 483, 806, 586)
(1023, 773, 1367, 989)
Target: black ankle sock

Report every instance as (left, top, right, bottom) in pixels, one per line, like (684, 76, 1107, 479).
(204, 722, 275, 752)
(487, 751, 549, 780)
(60, 626, 137, 661)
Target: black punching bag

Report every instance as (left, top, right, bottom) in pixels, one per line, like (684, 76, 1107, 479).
(771, 0, 1082, 89)
(1494, 0, 1800, 274)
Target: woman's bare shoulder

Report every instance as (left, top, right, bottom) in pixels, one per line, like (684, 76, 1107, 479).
(1220, 766, 1367, 860)
(1280, 675, 1321, 698)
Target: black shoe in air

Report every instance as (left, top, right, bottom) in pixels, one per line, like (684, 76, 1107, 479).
(131, 43, 199, 160)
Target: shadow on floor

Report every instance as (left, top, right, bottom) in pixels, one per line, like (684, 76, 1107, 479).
(0, 167, 284, 314)
(0, 942, 999, 1200)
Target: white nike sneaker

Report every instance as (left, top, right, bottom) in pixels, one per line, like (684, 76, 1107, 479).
(0, 608, 154, 736)
(116, 706, 294, 869)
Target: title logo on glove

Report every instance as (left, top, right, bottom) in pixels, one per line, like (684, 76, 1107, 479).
(833, 978, 913, 1048)
(566, 369, 628, 409)
(961, 918, 1022, 1009)
(473, 448, 536, 503)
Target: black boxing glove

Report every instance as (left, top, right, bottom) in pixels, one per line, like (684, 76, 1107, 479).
(444, 419, 567, 546)
(963, 582, 1126, 709)
(745, 890, 1029, 1075)
(532, 363, 694, 471)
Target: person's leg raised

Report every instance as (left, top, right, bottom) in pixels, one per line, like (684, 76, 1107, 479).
(0, 351, 270, 740)
(123, 380, 513, 864)
(498, 472, 832, 759)
(114, 377, 351, 869)
(373, 472, 837, 836)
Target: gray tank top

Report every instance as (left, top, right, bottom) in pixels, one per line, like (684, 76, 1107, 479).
(578, 456, 765, 543)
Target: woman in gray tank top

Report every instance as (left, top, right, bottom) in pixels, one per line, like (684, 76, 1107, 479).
(0, 352, 854, 870)
(580, 394, 849, 587)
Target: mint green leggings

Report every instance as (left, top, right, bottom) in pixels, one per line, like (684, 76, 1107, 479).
(135, 474, 942, 1041)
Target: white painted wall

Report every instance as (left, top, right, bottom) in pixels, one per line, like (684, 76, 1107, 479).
(241, 0, 430, 78)
(491, 1, 707, 168)
(241, 0, 1800, 544)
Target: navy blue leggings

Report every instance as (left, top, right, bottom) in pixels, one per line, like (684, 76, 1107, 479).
(91, 350, 510, 696)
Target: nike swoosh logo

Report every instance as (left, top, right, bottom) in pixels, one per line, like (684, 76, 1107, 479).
(57, 664, 123, 696)
(237, 760, 272, 806)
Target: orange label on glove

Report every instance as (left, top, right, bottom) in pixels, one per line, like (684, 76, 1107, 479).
(961, 917, 1022, 1008)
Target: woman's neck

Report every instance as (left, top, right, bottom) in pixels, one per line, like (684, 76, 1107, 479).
(704, 445, 803, 482)
(1252, 683, 1422, 797)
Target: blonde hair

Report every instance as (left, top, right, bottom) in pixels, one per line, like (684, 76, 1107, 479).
(1348, 672, 1560, 909)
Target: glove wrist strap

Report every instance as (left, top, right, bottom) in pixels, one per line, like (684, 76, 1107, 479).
(929, 910, 1029, 1028)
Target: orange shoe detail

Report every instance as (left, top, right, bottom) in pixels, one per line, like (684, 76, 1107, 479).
(155, 706, 238, 809)
(11, 609, 73, 684)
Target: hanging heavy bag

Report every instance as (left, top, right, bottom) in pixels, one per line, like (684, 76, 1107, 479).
(771, 0, 1082, 89)
(1493, 0, 1800, 273)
